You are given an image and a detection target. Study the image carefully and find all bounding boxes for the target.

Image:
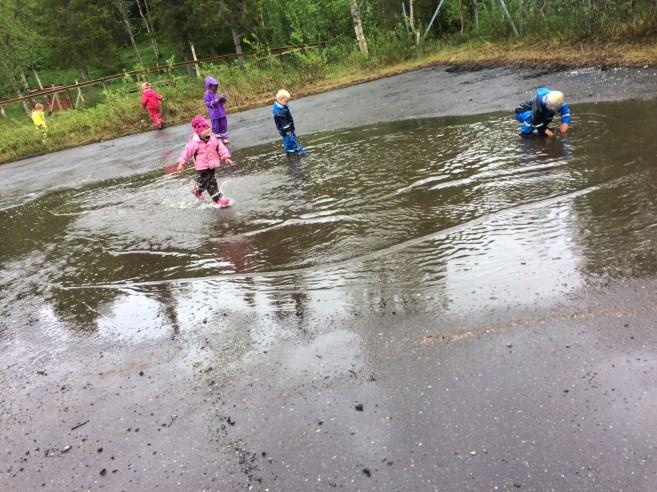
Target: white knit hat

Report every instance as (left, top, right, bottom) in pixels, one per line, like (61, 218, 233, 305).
(545, 91, 564, 111)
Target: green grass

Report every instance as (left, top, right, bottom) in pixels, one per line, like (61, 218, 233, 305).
(0, 50, 337, 162)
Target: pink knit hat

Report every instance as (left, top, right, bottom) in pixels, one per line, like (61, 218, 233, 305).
(191, 116, 210, 134)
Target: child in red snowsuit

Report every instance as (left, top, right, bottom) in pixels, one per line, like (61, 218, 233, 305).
(141, 82, 164, 129)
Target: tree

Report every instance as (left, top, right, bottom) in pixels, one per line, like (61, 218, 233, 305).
(113, 0, 144, 66)
(219, 0, 249, 69)
(136, 0, 161, 65)
(408, 0, 420, 45)
(42, 0, 120, 79)
(0, 0, 40, 114)
(351, 0, 368, 54)
(149, 0, 199, 77)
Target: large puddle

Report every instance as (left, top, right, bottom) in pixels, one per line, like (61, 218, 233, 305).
(2, 100, 657, 344)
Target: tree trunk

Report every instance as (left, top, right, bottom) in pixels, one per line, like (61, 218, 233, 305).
(181, 45, 197, 78)
(401, 2, 411, 34)
(472, 0, 479, 31)
(409, 0, 420, 44)
(519, 0, 524, 36)
(230, 26, 245, 69)
(351, 0, 369, 54)
(498, 0, 519, 37)
(230, 5, 246, 70)
(17, 90, 30, 116)
(459, 0, 464, 33)
(423, 0, 446, 40)
(19, 72, 35, 110)
(125, 20, 143, 66)
(12, 77, 30, 116)
(32, 68, 44, 90)
(115, 0, 144, 66)
(189, 42, 201, 78)
(136, 0, 161, 66)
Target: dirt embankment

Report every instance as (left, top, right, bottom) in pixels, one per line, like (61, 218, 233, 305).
(292, 40, 657, 101)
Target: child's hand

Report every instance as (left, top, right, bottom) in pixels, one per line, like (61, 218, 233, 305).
(176, 163, 184, 173)
(224, 158, 233, 166)
(545, 129, 555, 138)
(560, 123, 569, 135)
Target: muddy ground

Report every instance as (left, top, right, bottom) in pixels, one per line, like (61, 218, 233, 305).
(2, 65, 657, 491)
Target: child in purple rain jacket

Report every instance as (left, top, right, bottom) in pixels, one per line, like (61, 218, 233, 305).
(203, 76, 229, 144)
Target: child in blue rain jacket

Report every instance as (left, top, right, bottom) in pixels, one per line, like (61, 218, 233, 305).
(515, 87, 571, 137)
(272, 89, 305, 155)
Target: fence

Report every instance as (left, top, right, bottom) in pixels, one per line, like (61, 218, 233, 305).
(0, 42, 325, 115)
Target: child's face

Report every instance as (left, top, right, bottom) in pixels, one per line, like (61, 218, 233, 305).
(278, 97, 290, 105)
(210, 84, 218, 92)
(199, 128, 213, 139)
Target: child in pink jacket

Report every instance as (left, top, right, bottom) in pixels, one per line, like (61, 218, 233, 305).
(141, 82, 164, 129)
(177, 116, 233, 207)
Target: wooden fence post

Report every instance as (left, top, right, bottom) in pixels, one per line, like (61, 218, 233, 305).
(190, 42, 201, 78)
(51, 85, 63, 112)
(75, 80, 86, 107)
(65, 88, 75, 109)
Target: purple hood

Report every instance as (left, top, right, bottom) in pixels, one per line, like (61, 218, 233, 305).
(203, 76, 227, 119)
(205, 76, 218, 90)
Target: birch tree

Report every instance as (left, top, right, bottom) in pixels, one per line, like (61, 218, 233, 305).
(136, 0, 161, 65)
(351, 0, 368, 54)
(113, 0, 144, 66)
(0, 0, 36, 115)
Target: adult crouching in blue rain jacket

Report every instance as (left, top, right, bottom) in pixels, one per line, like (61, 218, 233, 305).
(515, 87, 571, 137)
(272, 89, 305, 155)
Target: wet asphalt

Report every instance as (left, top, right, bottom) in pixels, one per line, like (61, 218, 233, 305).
(2, 65, 657, 491)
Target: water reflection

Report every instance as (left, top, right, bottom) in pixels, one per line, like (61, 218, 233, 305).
(2, 100, 657, 341)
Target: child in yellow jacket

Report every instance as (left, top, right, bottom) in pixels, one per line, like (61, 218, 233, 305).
(31, 103, 47, 133)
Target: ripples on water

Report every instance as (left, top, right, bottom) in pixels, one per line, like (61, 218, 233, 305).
(2, 100, 657, 337)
